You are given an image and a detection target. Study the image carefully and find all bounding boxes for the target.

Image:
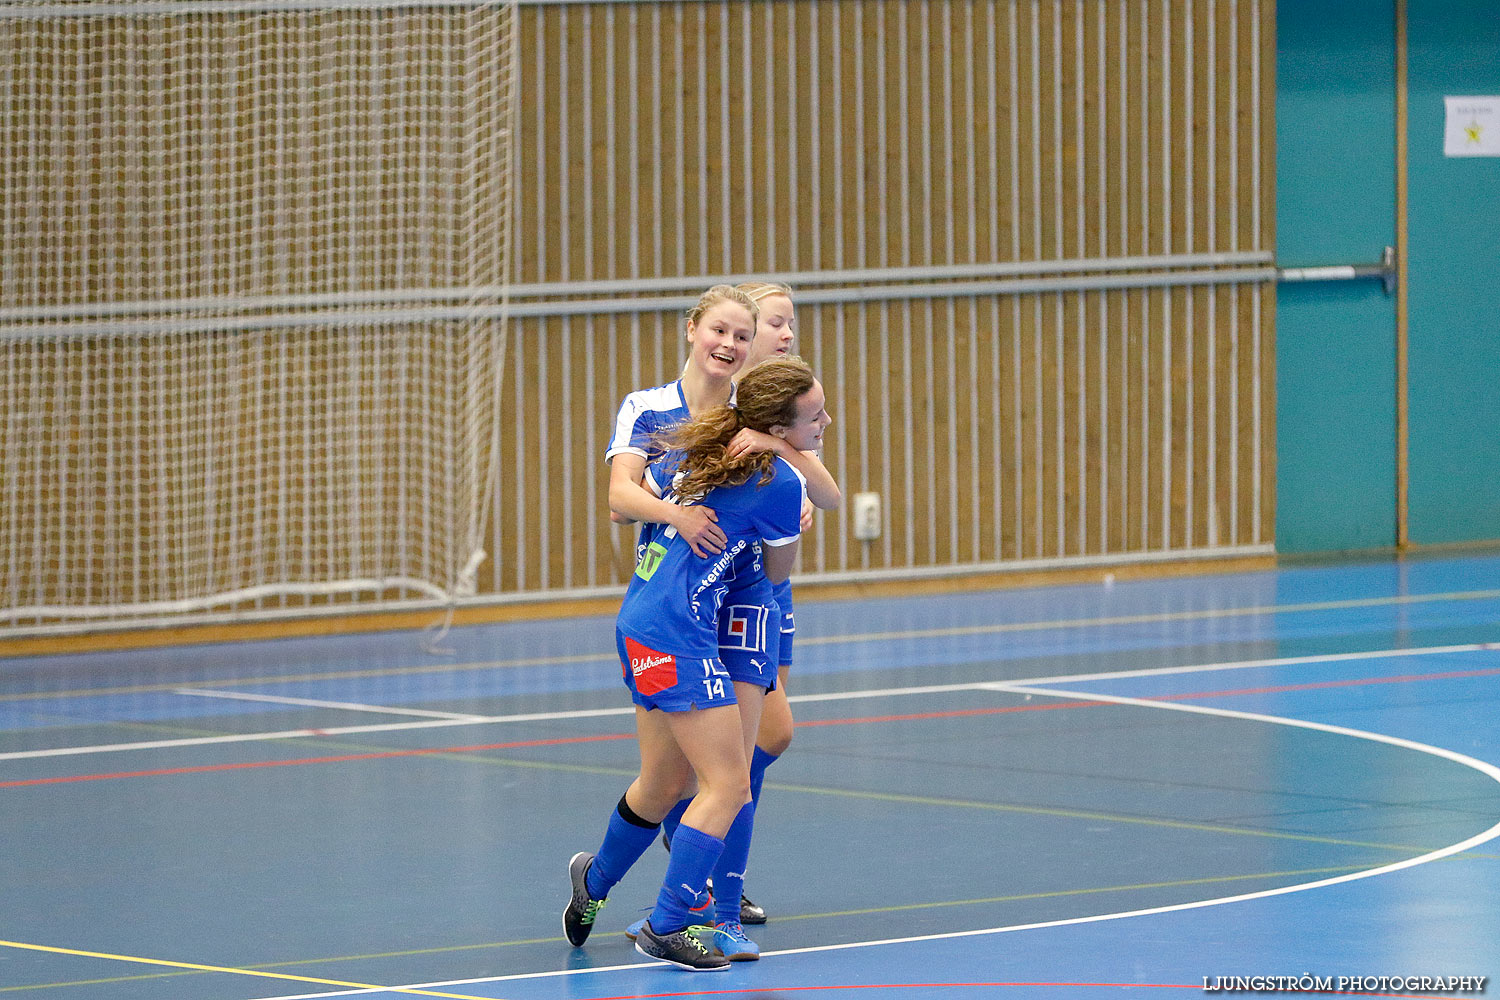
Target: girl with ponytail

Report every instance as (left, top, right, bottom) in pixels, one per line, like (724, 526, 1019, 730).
(569, 354, 832, 971)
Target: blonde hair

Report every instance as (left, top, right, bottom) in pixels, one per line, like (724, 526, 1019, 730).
(664, 355, 816, 505)
(688, 283, 759, 329)
(736, 281, 794, 306)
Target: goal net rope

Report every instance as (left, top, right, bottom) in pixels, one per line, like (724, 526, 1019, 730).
(1, 0, 515, 634)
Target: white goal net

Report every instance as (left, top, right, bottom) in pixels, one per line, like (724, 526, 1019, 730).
(0, 1, 516, 634)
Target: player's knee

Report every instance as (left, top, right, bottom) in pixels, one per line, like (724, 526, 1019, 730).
(756, 707, 792, 755)
(709, 772, 752, 810)
(635, 781, 687, 819)
(759, 717, 793, 756)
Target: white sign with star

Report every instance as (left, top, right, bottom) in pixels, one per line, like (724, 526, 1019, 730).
(1444, 96, 1500, 157)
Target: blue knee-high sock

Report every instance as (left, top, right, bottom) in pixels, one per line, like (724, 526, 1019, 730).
(749, 746, 779, 810)
(586, 794, 661, 900)
(648, 823, 725, 934)
(660, 797, 690, 849)
(711, 802, 755, 926)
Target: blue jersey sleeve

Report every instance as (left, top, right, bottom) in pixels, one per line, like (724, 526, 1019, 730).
(755, 458, 806, 548)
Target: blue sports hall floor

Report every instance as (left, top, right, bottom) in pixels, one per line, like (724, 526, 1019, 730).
(2, 551, 1497, 999)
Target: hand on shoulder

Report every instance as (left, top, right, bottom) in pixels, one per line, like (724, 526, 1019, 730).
(726, 428, 787, 461)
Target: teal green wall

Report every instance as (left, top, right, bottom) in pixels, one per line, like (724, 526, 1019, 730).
(1275, 1, 1398, 553)
(1275, 0, 1500, 552)
(1406, 2, 1500, 544)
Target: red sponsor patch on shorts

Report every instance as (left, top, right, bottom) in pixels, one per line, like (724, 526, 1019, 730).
(624, 637, 677, 696)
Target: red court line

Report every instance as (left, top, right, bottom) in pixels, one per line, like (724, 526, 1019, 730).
(0, 733, 633, 788)
(1149, 665, 1500, 702)
(5, 664, 1496, 789)
(793, 699, 1110, 728)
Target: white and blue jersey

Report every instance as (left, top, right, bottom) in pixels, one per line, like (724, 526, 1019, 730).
(606, 379, 698, 464)
(607, 378, 736, 560)
(616, 456, 805, 712)
(607, 380, 693, 560)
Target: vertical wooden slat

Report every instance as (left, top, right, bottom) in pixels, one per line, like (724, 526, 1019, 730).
(1183, 0, 1197, 549)
(1160, 0, 1176, 552)
(471, 0, 1278, 599)
(1203, 0, 1218, 547)
(1097, 2, 1114, 554)
(1251, 0, 1268, 544)
(1022, 1, 1040, 560)
(920, 6, 941, 565)
(1012, 3, 1030, 559)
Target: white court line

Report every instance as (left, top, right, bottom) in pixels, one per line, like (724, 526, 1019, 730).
(794, 588, 1500, 647)
(6, 585, 1498, 709)
(761, 682, 1500, 960)
(174, 688, 489, 721)
(972, 640, 1500, 688)
(0, 706, 636, 761)
(781, 641, 1498, 706)
(2, 642, 1494, 762)
(246, 671, 1500, 1000)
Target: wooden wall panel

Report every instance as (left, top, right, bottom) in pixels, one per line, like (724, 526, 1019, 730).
(1, 0, 1276, 633)
(493, 0, 1275, 598)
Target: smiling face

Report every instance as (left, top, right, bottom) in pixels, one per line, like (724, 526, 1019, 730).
(744, 293, 796, 369)
(773, 378, 832, 452)
(686, 300, 756, 379)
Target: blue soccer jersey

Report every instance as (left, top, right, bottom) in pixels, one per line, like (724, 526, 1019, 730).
(616, 456, 805, 710)
(651, 456, 798, 672)
(645, 458, 782, 689)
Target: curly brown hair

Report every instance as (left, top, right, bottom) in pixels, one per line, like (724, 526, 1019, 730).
(662, 355, 816, 505)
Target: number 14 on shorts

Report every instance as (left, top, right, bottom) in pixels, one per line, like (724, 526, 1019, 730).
(701, 658, 729, 700)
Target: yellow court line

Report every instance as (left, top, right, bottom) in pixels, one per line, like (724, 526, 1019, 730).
(9, 854, 1494, 995)
(104, 716, 1490, 864)
(0, 939, 505, 1000)
(5, 586, 1499, 704)
(766, 780, 1494, 857)
(372, 737, 1500, 860)
(0, 972, 188, 993)
(340, 736, 1499, 861)
(0, 867, 1379, 994)
(776, 863, 1376, 922)
(197, 722, 1494, 861)
(0, 934, 572, 993)
(5, 860, 1476, 995)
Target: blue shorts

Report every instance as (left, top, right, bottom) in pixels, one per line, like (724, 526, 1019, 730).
(771, 580, 795, 669)
(617, 628, 736, 713)
(716, 602, 780, 692)
(776, 606, 794, 668)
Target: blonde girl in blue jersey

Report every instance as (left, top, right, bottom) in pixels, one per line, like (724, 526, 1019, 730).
(565, 356, 833, 971)
(605, 285, 757, 558)
(606, 285, 837, 937)
(734, 282, 807, 861)
(645, 282, 824, 931)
